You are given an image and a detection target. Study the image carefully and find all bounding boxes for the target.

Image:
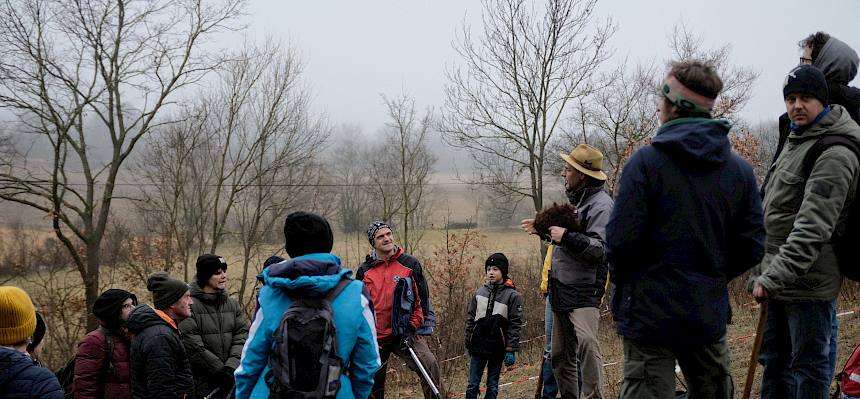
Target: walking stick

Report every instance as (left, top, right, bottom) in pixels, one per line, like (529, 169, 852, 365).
(742, 302, 768, 399)
(533, 360, 545, 399)
(405, 340, 443, 399)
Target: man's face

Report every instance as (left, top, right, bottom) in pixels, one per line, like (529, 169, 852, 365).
(206, 268, 228, 291)
(561, 163, 585, 192)
(373, 227, 396, 254)
(657, 97, 678, 124)
(170, 291, 193, 320)
(785, 93, 825, 128)
(800, 46, 814, 65)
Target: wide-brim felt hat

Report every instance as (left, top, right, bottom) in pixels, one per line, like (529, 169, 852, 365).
(560, 144, 608, 181)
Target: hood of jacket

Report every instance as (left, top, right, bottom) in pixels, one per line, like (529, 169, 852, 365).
(262, 252, 351, 296)
(0, 347, 34, 387)
(652, 117, 732, 166)
(189, 281, 226, 305)
(126, 304, 175, 335)
(815, 37, 859, 85)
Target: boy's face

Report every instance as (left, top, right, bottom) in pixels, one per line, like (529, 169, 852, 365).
(486, 266, 503, 284)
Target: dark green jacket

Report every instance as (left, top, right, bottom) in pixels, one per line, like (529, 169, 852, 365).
(178, 283, 248, 397)
(753, 105, 860, 301)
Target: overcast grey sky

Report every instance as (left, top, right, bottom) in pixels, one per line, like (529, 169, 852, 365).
(244, 0, 860, 134)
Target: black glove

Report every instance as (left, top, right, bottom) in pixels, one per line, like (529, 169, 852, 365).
(401, 327, 417, 348)
(220, 365, 236, 385)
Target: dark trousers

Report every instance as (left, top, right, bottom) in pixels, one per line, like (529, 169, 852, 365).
(620, 337, 733, 399)
(369, 335, 443, 399)
(465, 352, 504, 399)
(759, 300, 833, 399)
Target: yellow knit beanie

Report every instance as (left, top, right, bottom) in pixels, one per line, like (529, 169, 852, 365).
(0, 286, 37, 346)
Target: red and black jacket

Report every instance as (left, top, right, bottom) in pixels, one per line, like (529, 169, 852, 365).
(356, 247, 436, 339)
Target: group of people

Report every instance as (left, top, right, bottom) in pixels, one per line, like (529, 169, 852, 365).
(1, 30, 859, 399)
(523, 30, 860, 399)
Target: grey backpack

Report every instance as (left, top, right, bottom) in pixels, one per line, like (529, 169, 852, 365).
(266, 278, 351, 399)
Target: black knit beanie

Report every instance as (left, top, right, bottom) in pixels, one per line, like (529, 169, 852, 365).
(283, 212, 334, 258)
(195, 254, 227, 287)
(93, 289, 137, 326)
(366, 221, 392, 246)
(147, 272, 188, 310)
(783, 65, 829, 105)
(485, 252, 509, 280)
(26, 312, 45, 353)
(263, 255, 285, 269)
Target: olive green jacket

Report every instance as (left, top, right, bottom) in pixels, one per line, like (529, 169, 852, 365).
(753, 105, 860, 302)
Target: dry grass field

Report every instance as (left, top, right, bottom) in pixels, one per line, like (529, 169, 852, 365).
(3, 226, 860, 398)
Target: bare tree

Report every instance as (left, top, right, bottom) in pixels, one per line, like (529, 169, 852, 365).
(440, 0, 614, 214)
(668, 23, 759, 122)
(0, 0, 244, 329)
(133, 105, 213, 280)
(370, 94, 436, 253)
(230, 42, 328, 304)
(329, 125, 374, 233)
(578, 61, 660, 191)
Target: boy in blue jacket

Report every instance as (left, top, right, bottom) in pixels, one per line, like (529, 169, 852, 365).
(464, 253, 523, 399)
(235, 212, 381, 399)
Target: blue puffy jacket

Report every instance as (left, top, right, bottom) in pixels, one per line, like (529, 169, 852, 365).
(234, 253, 381, 399)
(0, 347, 63, 398)
(607, 117, 765, 346)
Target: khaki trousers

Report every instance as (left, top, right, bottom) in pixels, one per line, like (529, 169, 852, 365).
(551, 307, 605, 399)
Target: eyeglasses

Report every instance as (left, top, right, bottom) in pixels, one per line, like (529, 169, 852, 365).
(799, 57, 813, 65)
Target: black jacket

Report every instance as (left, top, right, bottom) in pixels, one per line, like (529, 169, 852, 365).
(128, 304, 195, 399)
(607, 118, 765, 345)
(0, 347, 63, 398)
(464, 280, 523, 355)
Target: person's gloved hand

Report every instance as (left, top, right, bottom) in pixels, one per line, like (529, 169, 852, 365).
(504, 352, 516, 366)
(401, 327, 417, 348)
(220, 365, 236, 385)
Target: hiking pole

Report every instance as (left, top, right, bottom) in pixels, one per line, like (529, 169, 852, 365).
(742, 302, 768, 399)
(203, 387, 220, 399)
(405, 340, 443, 399)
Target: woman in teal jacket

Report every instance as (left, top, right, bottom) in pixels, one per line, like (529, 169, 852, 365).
(234, 212, 381, 399)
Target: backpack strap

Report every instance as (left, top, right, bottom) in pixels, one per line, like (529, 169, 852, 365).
(801, 136, 860, 177)
(325, 277, 352, 302)
(98, 327, 115, 378)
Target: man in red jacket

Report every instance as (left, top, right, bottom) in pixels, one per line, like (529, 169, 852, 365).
(356, 221, 442, 399)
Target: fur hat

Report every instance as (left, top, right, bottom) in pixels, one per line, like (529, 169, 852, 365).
(283, 211, 334, 258)
(147, 272, 188, 311)
(533, 203, 580, 238)
(195, 254, 227, 287)
(783, 65, 829, 105)
(0, 286, 36, 346)
(485, 253, 509, 280)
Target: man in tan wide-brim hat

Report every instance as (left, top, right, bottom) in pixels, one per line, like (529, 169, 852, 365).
(521, 143, 613, 398)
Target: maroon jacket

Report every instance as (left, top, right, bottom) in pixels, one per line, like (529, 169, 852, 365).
(73, 327, 131, 399)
